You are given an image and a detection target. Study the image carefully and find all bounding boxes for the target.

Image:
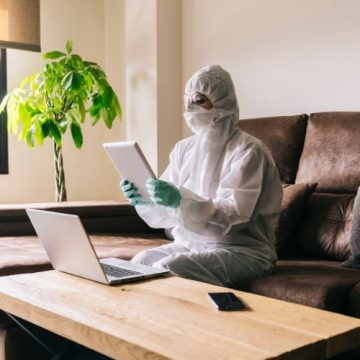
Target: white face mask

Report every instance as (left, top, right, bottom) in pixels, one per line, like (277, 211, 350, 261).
(183, 104, 216, 134)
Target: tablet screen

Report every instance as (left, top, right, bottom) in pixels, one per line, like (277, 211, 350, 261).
(103, 141, 156, 202)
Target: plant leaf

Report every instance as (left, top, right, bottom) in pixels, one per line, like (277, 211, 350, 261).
(70, 121, 83, 148)
(59, 119, 69, 133)
(61, 71, 74, 91)
(0, 93, 10, 113)
(48, 121, 62, 145)
(43, 51, 66, 59)
(69, 54, 83, 68)
(20, 73, 36, 89)
(77, 99, 86, 123)
(89, 93, 102, 120)
(102, 86, 112, 108)
(35, 121, 44, 145)
(41, 120, 51, 138)
(4, 40, 122, 152)
(6, 96, 19, 134)
(19, 103, 31, 128)
(70, 73, 81, 90)
(91, 115, 100, 126)
(66, 40, 73, 54)
(62, 72, 82, 92)
(101, 108, 113, 129)
(26, 124, 36, 147)
(112, 93, 122, 119)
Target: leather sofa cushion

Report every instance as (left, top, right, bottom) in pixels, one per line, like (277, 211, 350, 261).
(296, 112, 360, 193)
(275, 183, 317, 254)
(0, 235, 170, 276)
(292, 193, 354, 261)
(343, 186, 360, 269)
(246, 260, 360, 315)
(237, 114, 308, 184)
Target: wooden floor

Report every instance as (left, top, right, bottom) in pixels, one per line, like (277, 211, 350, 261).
(0, 270, 359, 359)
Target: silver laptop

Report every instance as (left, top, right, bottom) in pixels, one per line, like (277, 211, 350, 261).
(26, 208, 169, 285)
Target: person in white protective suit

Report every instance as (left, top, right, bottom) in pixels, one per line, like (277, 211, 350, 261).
(120, 65, 283, 288)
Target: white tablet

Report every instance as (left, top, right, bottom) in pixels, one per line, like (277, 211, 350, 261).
(103, 141, 156, 202)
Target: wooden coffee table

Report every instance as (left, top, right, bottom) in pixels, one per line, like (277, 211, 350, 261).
(0, 270, 359, 359)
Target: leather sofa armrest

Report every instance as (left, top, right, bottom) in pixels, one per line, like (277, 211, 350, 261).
(0, 201, 161, 236)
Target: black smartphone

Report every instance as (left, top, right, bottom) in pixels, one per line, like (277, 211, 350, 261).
(207, 292, 247, 311)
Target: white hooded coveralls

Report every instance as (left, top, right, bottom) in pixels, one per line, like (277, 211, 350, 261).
(132, 65, 283, 288)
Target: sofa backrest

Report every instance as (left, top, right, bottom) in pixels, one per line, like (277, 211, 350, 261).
(295, 112, 360, 193)
(238, 114, 308, 184)
(238, 112, 360, 261)
(0, 201, 162, 236)
(292, 112, 360, 260)
(294, 193, 353, 260)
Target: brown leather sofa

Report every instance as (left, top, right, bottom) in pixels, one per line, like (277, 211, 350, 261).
(1, 111, 360, 357)
(238, 111, 360, 317)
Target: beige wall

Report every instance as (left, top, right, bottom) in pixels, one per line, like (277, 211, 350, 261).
(0, 0, 125, 203)
(157, 0, 182, 174)
(125, 0, 182, 176)
(182, 0, 360, 136)
(125, 0, 158, 173)
(2, 0, 360, 203)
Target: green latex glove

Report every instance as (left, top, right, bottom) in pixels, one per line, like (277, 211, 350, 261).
(145, 179, 181, 208)
(120, 180, 151, 206)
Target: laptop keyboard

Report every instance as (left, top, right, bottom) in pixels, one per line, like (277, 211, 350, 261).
(101, 263, 143, 278)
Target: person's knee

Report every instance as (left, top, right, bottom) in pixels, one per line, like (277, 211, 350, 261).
(131, 249, 157, 266)
(153, 253, 228, 286)
(131, 245, 176, 266)
(153, 253, 188, 272)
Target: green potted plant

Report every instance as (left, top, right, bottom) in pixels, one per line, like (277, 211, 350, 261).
(0, 40, 122, 201)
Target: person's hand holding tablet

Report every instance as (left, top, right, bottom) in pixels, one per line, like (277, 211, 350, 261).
(145, 179, 181, 208)
(120, 180, 151, 206)
(104, 141, 157, 204)
(120, 179, 182, 208)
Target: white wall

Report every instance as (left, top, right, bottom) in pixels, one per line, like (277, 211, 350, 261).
(182, 0, 360, 136)
(125, 0, 158, 173)
(0, 0, 125, 203)
(125, 0, 182, 175)
(3, 0, 360, 203)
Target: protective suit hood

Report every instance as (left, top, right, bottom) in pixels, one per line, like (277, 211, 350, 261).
(183, 65, 240, 196)
(184, 65, 239, 136)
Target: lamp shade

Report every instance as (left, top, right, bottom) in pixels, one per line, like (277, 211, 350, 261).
(0, 0, 40, 52)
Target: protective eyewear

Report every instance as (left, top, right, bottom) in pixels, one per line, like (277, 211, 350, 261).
(184, 93, 210, 107)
